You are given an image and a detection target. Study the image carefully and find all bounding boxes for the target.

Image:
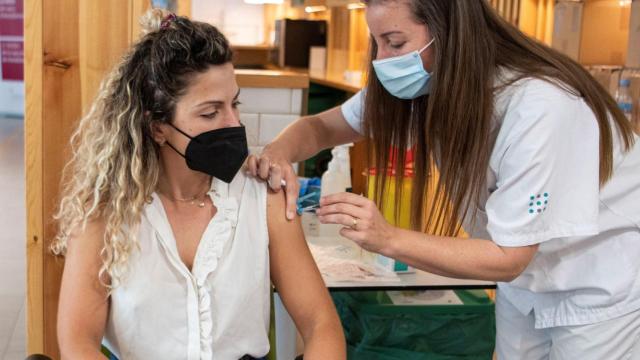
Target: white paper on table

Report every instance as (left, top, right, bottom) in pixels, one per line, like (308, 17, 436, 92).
(386, 290, 463, 306)
(308, 243, 400, 283)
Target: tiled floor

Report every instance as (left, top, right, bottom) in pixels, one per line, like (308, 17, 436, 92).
(0, 117, 26, 360)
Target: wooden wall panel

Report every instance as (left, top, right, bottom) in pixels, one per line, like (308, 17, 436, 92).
(176, 0, 191, 17)
(131, 0, 153, 41)
(79, 2, 130, 111)
(326, 7, 350, 77)
(580, 0, 631, 65)
(518, 0, 554, 44)
(347, 8, 368, 73)
(490, 0, 521, 25)
(78, 1, 151, 112)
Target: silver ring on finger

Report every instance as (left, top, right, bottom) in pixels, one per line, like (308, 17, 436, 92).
(351, 217, 358, 229)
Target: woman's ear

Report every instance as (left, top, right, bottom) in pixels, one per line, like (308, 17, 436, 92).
(150, 120, 168, 146)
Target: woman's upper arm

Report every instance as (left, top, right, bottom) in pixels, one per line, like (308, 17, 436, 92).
(267, 190, 339, 336)
(58, 220, 110, 354)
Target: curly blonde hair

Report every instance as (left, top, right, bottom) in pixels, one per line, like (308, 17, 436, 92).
(53, 9, 233, 288)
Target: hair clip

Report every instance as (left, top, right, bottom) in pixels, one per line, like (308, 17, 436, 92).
(160, 13, 177, 29)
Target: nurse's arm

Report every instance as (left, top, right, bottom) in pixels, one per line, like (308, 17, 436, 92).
(259, 105, 362, 165)
(387, 229, 539, 283)
(57, 220, 110, 360)
(267, 190, 346, 360)
(248, 106, 363, 220)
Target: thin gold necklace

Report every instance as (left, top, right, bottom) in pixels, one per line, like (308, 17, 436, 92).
(164, 192, 209, 208)
(159, 185, 212, 208)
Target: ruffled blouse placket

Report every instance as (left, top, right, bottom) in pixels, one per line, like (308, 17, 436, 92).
(192, 179, 239, 359)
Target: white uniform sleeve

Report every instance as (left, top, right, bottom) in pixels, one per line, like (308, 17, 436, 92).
(340, 90, 365, 135)
(485, 80, 601, 247)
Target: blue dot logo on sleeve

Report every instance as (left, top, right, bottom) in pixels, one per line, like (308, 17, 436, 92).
(528, 193, 549, 215)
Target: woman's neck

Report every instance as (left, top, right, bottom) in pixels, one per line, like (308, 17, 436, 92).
(157, 150, 212, 200)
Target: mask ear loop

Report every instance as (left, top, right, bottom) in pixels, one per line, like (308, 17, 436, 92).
(164, 122, 192, 158)
(168, 122, 194, 140)
(418, 37, 436, 54)
(165, 141, 187, 158)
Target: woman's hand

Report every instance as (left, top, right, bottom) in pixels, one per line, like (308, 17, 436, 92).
(316, 192, 398, 255)
(247, 146, 299, 220)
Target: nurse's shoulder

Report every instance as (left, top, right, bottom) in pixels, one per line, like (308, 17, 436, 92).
(493, 75, 599, 151)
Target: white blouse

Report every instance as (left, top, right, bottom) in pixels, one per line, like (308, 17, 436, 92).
(103, 173, 271, 359)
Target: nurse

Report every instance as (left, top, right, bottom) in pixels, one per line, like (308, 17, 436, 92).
(249, 0, 640, 358)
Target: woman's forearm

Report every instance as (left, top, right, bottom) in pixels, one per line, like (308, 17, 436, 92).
(383, 228, 537, 282)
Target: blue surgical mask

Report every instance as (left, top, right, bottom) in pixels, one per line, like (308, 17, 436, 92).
(372, 38, 435, 99)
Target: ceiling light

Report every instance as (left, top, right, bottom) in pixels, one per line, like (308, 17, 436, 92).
(244, 0, 284, 4)
(305, 5, 328, 13)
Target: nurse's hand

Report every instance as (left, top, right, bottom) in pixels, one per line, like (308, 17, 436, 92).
(247, 147, 299, 220)
(316, 193, 398, 254)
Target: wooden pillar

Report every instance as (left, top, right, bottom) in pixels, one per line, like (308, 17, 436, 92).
(40, 0, 81, 356)
(25, 0, 150, 357)
(24, 0, 45, 354)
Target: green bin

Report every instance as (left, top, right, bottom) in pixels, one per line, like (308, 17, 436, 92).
(332, 290, 495, 360)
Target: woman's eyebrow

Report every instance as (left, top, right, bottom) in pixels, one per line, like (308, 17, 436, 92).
(380, 30, 403, 38)
(194, 89, 241, 109)
(194, 100, 223, 109)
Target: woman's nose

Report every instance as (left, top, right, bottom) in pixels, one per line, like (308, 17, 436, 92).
(223, 107, 241, 127)
(375, 49, 390, 61)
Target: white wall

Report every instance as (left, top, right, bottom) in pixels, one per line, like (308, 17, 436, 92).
(0, 81, 23, 117)
(191, 0, 265, 45)
(238, 87, 304, 155)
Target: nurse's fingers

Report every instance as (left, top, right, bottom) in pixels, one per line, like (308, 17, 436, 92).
(282, 166, 299, 220)
(268, 164, 283, 191)
(316, 202, 367, 220)
(246, 154, 259, 177)
(321, 192, 372, 208)
(318, 213, 369, 229)
(258, 156, 271, 180)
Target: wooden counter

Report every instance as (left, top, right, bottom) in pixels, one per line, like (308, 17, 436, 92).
(308, 69, 363, 93)
(235, 69, 310, 89)
(262, 64, 364, 93)
(232, 44, 276, 51)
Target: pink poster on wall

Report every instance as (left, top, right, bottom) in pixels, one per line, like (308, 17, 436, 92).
(0, 0, 23, 81)
(1, 41, 22, 80)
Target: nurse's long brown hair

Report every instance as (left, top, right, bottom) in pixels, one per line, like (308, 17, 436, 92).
(363, 0, 636, 235)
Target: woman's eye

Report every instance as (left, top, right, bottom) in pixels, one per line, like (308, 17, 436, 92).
(390, 42, 406, 49)
(232, 101, 242, 108)
(202, 111, 218, 119)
